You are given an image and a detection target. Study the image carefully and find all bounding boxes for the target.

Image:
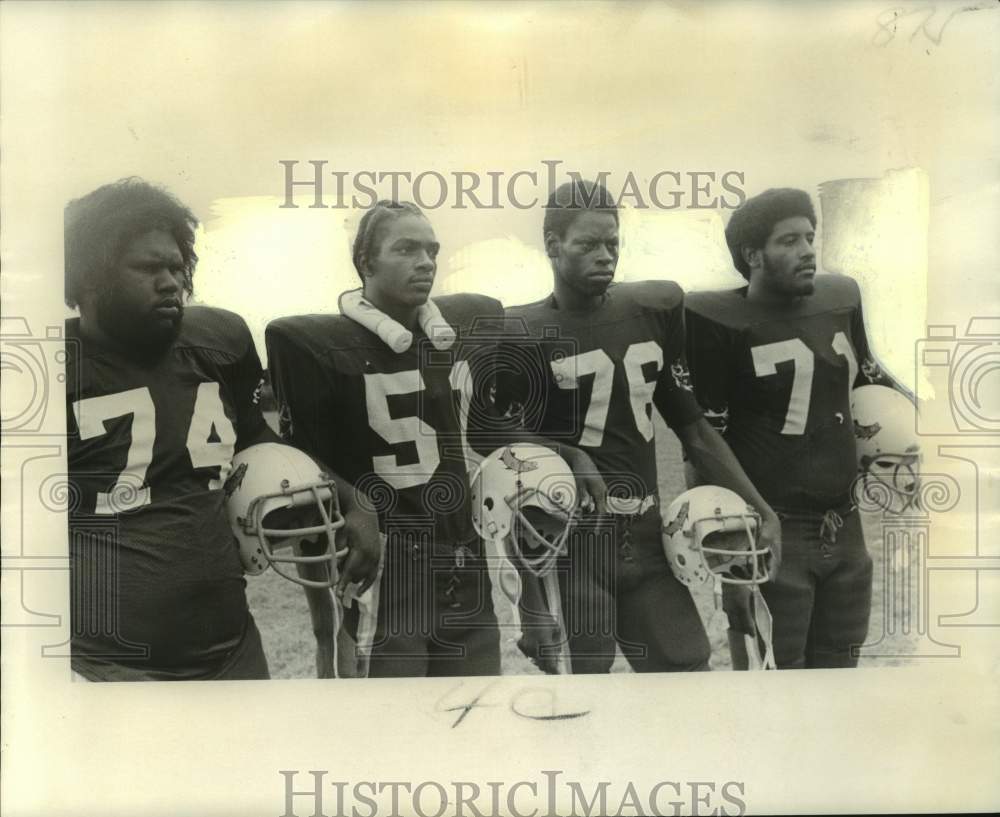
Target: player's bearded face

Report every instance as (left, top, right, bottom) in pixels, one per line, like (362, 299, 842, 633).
(758, 216, 817, 297)
(364, 214, 439, 309)
(550, 211, 619, 296)
(95, 229, 186, 355)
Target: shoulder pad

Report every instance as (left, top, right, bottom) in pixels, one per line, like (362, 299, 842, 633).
(434, 293, 504, 334)
(266, 313, 362, 356)
(503, 297, 548, 318)
(684, 288, 749, 328)
(178, 305, 254, 357)
(811, 273, 861, 309)
(612, 279, 684, 312)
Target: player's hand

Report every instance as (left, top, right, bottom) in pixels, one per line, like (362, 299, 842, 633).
(517, 619, 564, 675)
(722, 583, 754, 634)
(564, 448, 608, 514)
(335, 503, 382, 598)
(759, 509, 782, 580)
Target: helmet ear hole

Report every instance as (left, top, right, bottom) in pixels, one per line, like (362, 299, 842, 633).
(484, 497, 494, 511)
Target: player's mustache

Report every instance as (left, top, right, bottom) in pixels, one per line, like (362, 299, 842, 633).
(154, 298, 183, 309)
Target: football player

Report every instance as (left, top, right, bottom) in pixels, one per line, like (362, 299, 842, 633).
(64, 178, 379, 681)
(495, 180, 782, 673)
(267, 200, 511, 677)
(684, 187, 907, 669)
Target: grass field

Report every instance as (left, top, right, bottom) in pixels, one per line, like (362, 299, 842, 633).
(247, 413, 917, 677)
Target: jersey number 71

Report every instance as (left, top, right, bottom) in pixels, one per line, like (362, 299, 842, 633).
(751, 331, 858, 435)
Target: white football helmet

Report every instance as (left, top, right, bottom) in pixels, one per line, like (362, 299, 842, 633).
(662, 486, 769, 588)
(225, 443, 347, 588)
(471, 444, 578, 577)
(851, 385, 921, 513)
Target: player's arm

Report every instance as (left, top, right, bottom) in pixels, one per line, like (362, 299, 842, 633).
(850, 282, 914, 401)
(654, 302, 781, 574)
(678, 304, 772, 665)
(676, 415, 782, 669)
(227, 318, 354, 675)
(682, 307, 732, 489)
(226, 320, 285, 451)
(265, 322, 381, 597)
(513, 432, 608, 513)
(238, 422, 283, 449)
(675, 418, 782, 574)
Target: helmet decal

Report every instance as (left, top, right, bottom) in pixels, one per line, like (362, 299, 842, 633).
(853, 419, 881, 440)
(223, 461, 248, 498)
(670, 359, 694, 392)
(500, 446, 540, 473)
(663, 500, 690, 537)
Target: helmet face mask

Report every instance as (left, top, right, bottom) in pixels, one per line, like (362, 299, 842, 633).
(226, 444, 347, 588)
(663, 486, 770, 589)
(472, 445, 578, 577)
(698, 522, 770, 585)
(510, 500, 575, 576)
(857, 450, 921, 513)
(243, 480, 347, 585)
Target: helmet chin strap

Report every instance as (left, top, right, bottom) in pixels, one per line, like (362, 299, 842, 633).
(712, 572, 724, 607)
(743, 514, 761, 583)
(709, 516, 774, 669)
(507, 481, 575, 578)
(507, 478, 573, 675)
(748, 587, 777, 671)
(292, 538, 344, 679)
(741, 514, 775, 669)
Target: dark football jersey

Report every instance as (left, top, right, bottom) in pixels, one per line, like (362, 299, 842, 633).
(65, 306, 269, 677)
(266, 294, 504, 547)
(496, 281, 703, 499)
(685, 274, 889, 512)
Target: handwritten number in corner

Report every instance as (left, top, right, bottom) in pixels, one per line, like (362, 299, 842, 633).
(872, 4, 990, 48)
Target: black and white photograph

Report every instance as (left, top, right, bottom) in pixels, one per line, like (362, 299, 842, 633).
(2, 2, 998, 815)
